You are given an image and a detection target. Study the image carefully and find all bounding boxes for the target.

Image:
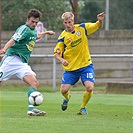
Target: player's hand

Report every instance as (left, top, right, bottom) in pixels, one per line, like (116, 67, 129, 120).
(97, 12, 105, 21)
(46, 31, 55, 35)
(61, 59, 68, 66)
(0, 49, 6, 54)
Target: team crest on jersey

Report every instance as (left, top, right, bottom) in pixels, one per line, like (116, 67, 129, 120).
(30, 37, 35, 40)
(76, 31, 81, 36)
(27, 41, 35, 51)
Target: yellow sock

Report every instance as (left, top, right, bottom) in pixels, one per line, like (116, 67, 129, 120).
(62, 90, 70, 101)
(80, 91, 93, 108)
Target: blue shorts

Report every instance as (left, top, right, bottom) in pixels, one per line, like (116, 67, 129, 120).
(61, 64, 95, 85)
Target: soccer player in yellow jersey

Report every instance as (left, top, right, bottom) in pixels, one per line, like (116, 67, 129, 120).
(54, 12, 105, 114)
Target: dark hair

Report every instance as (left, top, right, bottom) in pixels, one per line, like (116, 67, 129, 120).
(27, 9, 42, 20)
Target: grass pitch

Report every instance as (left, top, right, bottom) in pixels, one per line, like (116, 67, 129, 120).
(0, 86, 132, 133)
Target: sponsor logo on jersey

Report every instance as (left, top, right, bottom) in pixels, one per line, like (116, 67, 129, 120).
(27, 41, 35, 51)
(71, 38, 82, 47)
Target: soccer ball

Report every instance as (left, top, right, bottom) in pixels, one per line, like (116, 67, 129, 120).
(29, 92, 44, 106)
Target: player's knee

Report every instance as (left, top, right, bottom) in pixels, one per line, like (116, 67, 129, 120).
(84, 81, 94, 92)
(86, 85, 94, 92)
(60, 88, 66, 94)
(60, 87, 68, 94)
(60, 84, 70, 94)
(31, 81, 39, 89)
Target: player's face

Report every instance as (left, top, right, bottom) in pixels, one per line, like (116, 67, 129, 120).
(27, 17, 40, 30)
(63, 18, 74, 32)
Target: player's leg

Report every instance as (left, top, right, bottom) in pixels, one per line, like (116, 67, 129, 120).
(77, 64, 95, 115)
(81, 81, 94, 109)
(23, 75, 46, 116)
(77, 81, 94, 115)
(61, 71, 79, 111)
(23, 74, 39, 110)
(60, 84, 71, 111)
(0, 55, 45, 116)
(13, 56, 46, 115)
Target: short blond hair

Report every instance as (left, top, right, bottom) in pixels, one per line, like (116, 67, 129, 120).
(61, 12, 74, 20)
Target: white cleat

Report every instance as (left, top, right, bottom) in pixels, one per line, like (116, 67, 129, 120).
(27, 109, 46, 116)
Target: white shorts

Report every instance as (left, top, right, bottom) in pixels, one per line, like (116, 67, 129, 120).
(0, 55, 36, 81)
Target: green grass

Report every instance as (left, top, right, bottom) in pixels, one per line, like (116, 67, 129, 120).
(0, 86, 132, 133)
(0, 85, 106, 92)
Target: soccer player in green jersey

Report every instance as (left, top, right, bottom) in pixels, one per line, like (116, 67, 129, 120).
(0, 9, 55, 116)
(54, 12, 105, 115)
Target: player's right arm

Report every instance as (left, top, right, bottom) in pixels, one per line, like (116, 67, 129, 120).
(0, 39, 15, 54)
(0, 25, 28, 55)
(54, 34, 68, 66)
(54, 53, 68, 66)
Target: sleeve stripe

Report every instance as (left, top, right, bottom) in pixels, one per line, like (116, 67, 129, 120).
(57, 37, 64, 42)
(80, 23, 88, 37)
(17, 25, 27, 35)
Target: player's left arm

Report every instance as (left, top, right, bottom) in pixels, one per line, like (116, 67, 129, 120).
(97, 12, 105, 29)
(86, 12, 105, 35)
(36, 30, 55, 40)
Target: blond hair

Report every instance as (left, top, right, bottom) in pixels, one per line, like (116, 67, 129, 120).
(61, 12, 74, 20)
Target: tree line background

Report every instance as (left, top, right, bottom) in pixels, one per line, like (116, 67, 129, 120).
(1, 0, 133, 31)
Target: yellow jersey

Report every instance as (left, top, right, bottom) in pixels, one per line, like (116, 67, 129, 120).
(54, 22, 99, 71)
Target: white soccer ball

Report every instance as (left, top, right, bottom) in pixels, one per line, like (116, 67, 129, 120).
(29, 92, 44, 106)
